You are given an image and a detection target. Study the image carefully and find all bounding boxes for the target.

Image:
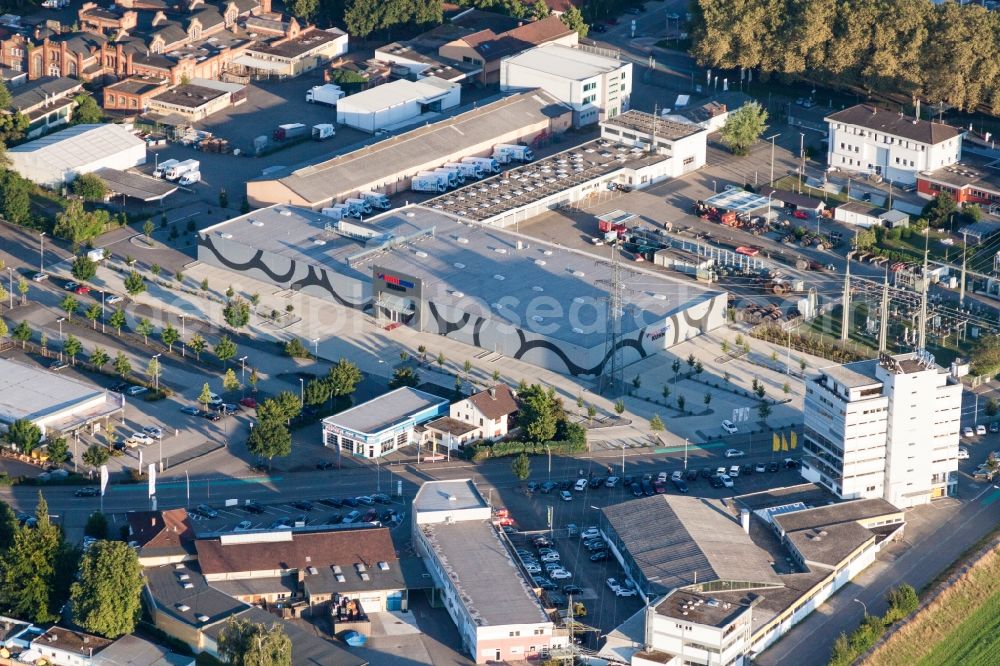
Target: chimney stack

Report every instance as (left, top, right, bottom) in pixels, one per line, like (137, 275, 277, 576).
(488, 386, 496, 399)
(740, 509, 750, 534)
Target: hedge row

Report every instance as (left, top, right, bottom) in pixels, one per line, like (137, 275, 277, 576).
(467, 439, 587, 462)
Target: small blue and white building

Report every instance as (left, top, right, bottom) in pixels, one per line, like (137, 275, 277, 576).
(322, 387, 449, 459)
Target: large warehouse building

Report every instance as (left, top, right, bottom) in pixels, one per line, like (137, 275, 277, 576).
(8, 123, 147, 188)
(246, 89, 572, 208)
(198, 204, 726, 376)
(336, 77, 461, 133)
(0, 358, 124, 437)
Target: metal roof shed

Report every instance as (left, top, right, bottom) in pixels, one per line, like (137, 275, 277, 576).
(8, 123, 147, 188)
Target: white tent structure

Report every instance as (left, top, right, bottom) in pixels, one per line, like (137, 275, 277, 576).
(8, 123, 147, 188)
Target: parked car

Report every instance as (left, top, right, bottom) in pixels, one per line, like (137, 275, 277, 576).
(721, 420, 738, 434)
(342, 497, 360, 508)
(550, 569, 572, 580)
(355, 496, 375, 506)
(291, 500, 314, 511)
(343, 510, 362, 524)
(709, 476, 724, 488)
(200, 411, 221, 422)
(615, 587, 637, 597)
(524, 562, 542, 573)
(717, 474, 734, 488)
(126, 385, 148, 396)
(211, 402, 238, 413)
(784, 458, 801, 469)
(234, 520, 252, 531)
(965, 426, 977, 438)
(363, 509, 379, 522)
(755, 462, 767, 473)
(143, 426, 163, 439)
(49, 360, 68, 371)
(686, 469, 699, 481)
(535, 577, 557, 591)
(574, 478, 589, 492)
(328, 513, 343, 524)
(991, 422, 1000, 434)
(958, 447, 970, 460)
(196, 504, 218, 519)
(63, 281, 79, 291)
(244, 501, 264, 514)
(672, 479, 689, 493)
(74, 487, 99, 497)
(559, 490, 573, 501)
(541, 552, 561, 563)
(180, 406, 200, 415)
(630, 483, 644, 497)
(540, 481, 558, 493)
(106, 294, 123, 305)
(641, 479, 654, 496)
(239, 397, 258, 409)
(977, 424, 987, 436)
(606, 577, 621, 591)
(590, 551, 609, 562)
(725, 448, 745, 458)
(563, 584, 583, 595)
(581, 526, 600, 540)
(74, 285, 91, 295)
(605, 476, 620, 488)
(792, 210, 809, 220)
(767, 462, 780, 473)
(656, 471, 668, 484)
(527, 481, 539, 492)
(372, 493, 391, 504)
(32, 272, 48, 282)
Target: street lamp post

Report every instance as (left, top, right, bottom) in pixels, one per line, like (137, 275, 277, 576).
(6, 267, 12, 310)
(853, 598, 868, 616)
(39, 232, 46, 275)
(56, 317, 64, 341)
(299, 377, 304, 406)
(312, 338, 319, 357)
(545, 443, 551, 482)
(100, 291, 106, 333)
(152, 353, 162, 392)
(683, 438, 689, 470)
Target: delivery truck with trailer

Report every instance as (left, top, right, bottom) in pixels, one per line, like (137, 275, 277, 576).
(360, 192, 391, 210)
(445, 161, 482, 180)
(312, 124, 335, 141)
(433, 168, 461, 187)
(493, 144, 534, 163)
(154, 159, 179, 179)
(412, 172, 448, 193)
(272, 123, 307, 141)
(462, 156, 501, 174)
(345, 198, 373, 217)
(306, 84, 344, 106)
(166, 159, 199, 181)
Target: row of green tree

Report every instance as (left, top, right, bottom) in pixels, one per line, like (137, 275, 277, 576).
(0, 496, 143, 637)
(690, 0, 1000, 114)
(829, 585, 920, 666)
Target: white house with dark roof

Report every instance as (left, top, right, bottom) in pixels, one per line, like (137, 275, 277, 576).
(825, 104, 964, 185)
(424, 384, 519, 450)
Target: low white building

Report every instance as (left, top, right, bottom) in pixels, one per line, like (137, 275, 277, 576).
(500, 43, 631, 127)
(7, 123, 146, 188)
(825, 104, 963, 185)
(337, 77, 461, 133)
(412, 480, 559, 663)
(599, 110, 708, 178)
(802, 352, 961, 508)
(833, 202, 908, 229)
(639, 590, 753, 666)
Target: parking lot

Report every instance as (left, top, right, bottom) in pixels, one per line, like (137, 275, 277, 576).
(483, 456, 806, 640)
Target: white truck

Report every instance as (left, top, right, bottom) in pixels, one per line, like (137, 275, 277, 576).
(166, 159, 199, 181)
(178, 171, 201, 186)
(312, 123, 335, 141)
(462, 156, 501, 174)
(306, 84, 344, 106)
(445, 161, 482, 179)
(433, 167, 461, 187)
(154, 159, 178, 179)
(345, 198, 373, 217)
(360, 192, 391, 210)
(412, 172, 448, 193)
(321, 204, 350, 220)
(493, 143, 534, 163)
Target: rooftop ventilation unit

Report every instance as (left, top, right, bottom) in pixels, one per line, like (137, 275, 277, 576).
(452, 290, 464, 298)
(218, 232, 232, 239)
(176, 604, 190, 612)
(333, 565, 342, 574)
(454, 262, 466, 269)
(360, 573, 370, 581)
(355, 563, 367, 573)
(195, 614, 209, 622)
(378, 561, 390, 571)
(494, 274, 505, 280)
(279, 210, 292, 216)
(250, 219, 263, 227)
(182, 582, 194, 589)
(535, 259, 546, 266)
(457, 237, 469, 244)
(415, 250, 428, 258)
(532, 286, 544, 292)
(308, 566, 318, 575)
(336, 574, 346, 583)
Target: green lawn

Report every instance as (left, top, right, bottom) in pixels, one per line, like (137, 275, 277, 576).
(915, 589, 1000, 666)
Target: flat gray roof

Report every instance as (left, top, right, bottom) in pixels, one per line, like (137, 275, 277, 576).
(424, 138, 668, 222)
(602, 495, 782, 591)
(257, 90, 570, 205)
(322, 387, 447, 435)
(94, 167, 177, 201)
(422, 519, 548, 626)
(203, 205, 723, 349)
(413, 479, 488, 513)
(504, 43, 624, 80)
(820, 359, 880, 389)
(785, 520, 875, 567)
(772, 498, 902, 533)
(602, 109, 706, 141)
(654, 589, 751, 627)
(0, 358, 114, 426)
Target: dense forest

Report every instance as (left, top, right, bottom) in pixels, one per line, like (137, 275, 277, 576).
(689, 0, 1000, 114)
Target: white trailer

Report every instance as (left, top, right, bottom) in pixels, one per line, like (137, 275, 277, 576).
(312, 124, 335, 141)
(360, 192, 391, 210)
(433, 168, 461, 187)
(462, 156, 501, 174)
(412, 173, 447, 193)
(445, 161, 482, 179)
(166, 159, 199, 180)
(494, 144, 534, 162)
(154, 159, 179, 179)
(306, 84, 344, 106)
